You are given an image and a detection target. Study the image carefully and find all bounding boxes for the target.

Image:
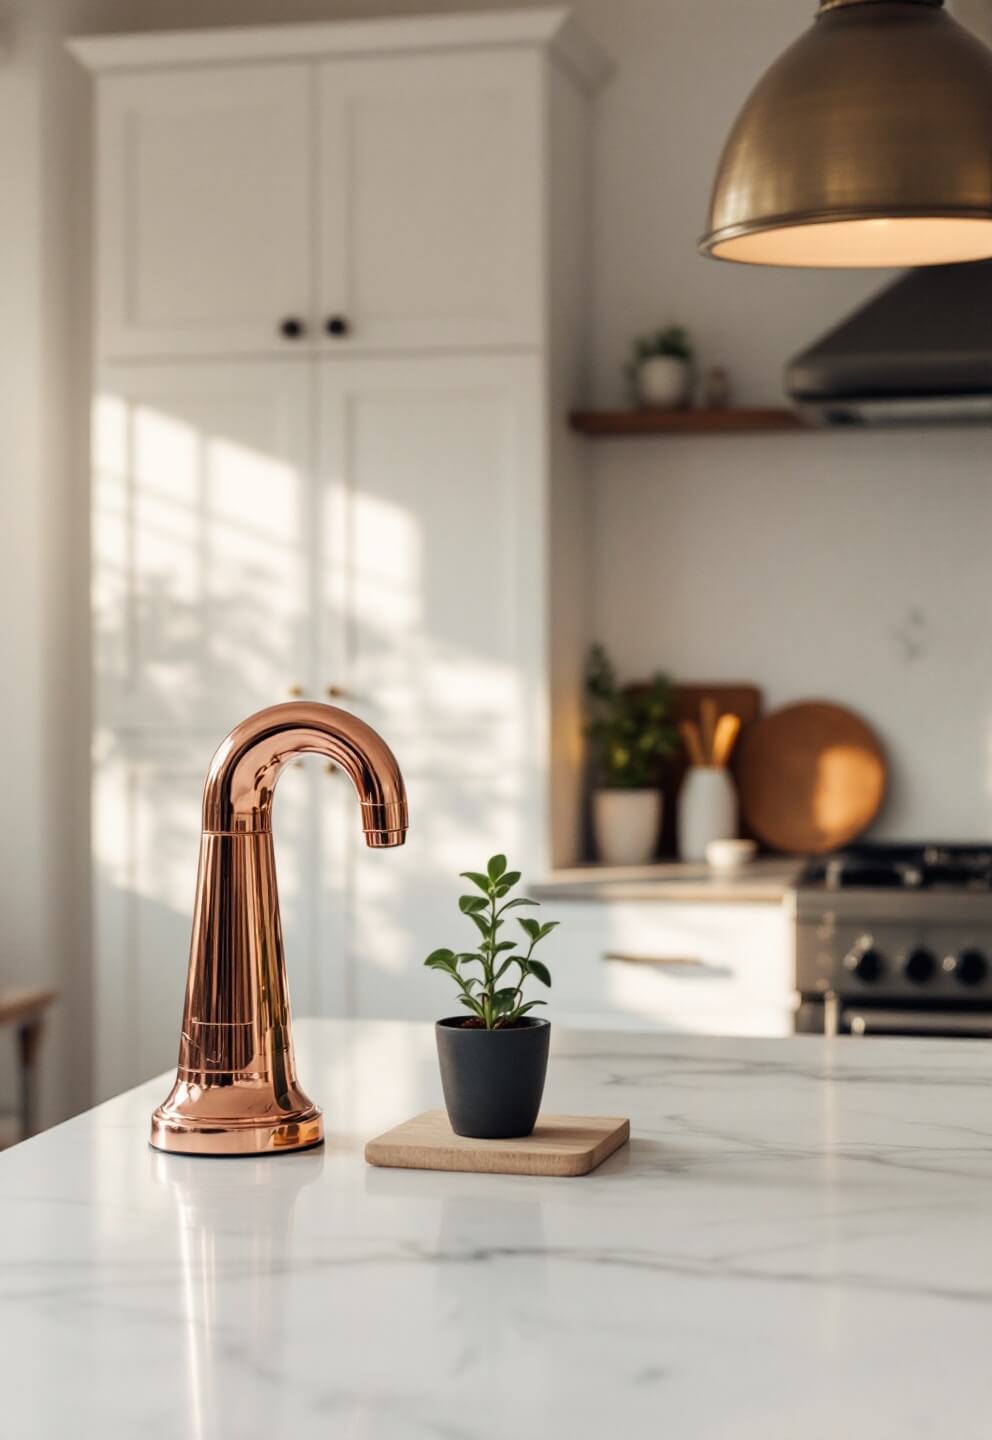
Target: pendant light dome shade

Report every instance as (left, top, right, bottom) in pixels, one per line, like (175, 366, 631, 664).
(700, 0, 992, 268)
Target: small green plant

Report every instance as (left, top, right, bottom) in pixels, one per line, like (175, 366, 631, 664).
(585, 643, 677, 788)
(424, 855, 557, 1029)
(623, 324, 694, 395)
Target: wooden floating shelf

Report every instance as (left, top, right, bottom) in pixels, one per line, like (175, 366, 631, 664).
(570, 407, 805, 436)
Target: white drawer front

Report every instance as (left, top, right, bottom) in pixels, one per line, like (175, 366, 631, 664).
(541, 901, 795, 1037)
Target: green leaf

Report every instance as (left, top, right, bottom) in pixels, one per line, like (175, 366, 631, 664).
(491, 988, 518, 1013)
(499, 898, 538, 913)
(538, 922, 560, 939)
(514, 1000, 547, 1016)
(458, 994, 486, 1020)
(492, 940, 517, 955)
(517, 917, 541, 941)
(458, 895, 488, 915)
(424, 948, 456, 967)
(499, 870, 521, 889)
(528, 960, 552, 988)
(466, 912, 491, 940)
(487, 854, 507, 881)
(459, 871, 492, 894)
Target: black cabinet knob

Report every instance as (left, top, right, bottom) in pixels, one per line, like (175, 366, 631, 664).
(325, 315, 350, 338)
(844, 941, 884, 983)
(903, 947, 936, 985)
(954, 949, 987, 987)
(279, 317, 305, 340)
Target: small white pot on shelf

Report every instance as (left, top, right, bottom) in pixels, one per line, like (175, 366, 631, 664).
(592, 788, 662, 867)
(637, 355, 691, 410)
(678, 767, 737, 862)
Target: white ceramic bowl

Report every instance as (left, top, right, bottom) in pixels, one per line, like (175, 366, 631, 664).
(705, 838, 757, 873)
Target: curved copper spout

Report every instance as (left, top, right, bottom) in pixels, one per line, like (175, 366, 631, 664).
(150, 702, 409, 1157)
(202, 701, 408, 841)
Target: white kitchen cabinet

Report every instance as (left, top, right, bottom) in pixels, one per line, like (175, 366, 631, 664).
(93, 43, 546, 359)
(317, 51, 542, 351)
(544, 900, 796, 1037)
(96, 66, 311, 358)
(76, 12, 604, 1092)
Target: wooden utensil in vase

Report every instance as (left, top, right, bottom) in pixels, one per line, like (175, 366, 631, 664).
(700, 697, 718, 764)
(712, 712, 741, 768)
(680, 720, 707, 768)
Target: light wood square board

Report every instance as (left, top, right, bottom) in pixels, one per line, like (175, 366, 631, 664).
(365, 1109, 630, 1177)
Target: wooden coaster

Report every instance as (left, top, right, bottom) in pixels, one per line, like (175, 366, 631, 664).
(365, 1109, 630, 1177)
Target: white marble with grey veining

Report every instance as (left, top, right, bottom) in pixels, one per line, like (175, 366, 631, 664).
(2, 1018, 992, 1438)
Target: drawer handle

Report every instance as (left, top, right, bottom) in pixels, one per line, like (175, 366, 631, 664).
(604, 952, 703, 969)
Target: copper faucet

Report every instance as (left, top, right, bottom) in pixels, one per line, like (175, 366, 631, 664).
(150, 702, 408, 1156)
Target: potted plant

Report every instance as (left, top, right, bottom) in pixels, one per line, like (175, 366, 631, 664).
(425, 854, 558, 1139)
(585, 643, 677, 866)
(625, 324, 694, 409)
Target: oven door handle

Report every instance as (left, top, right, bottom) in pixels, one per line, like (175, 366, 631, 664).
(842, 1007, 992, 1038)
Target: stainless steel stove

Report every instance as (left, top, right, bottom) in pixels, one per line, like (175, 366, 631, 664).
(794, 844, 992, 1037)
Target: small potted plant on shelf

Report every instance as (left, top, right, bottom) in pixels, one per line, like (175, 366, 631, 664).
(625, 324, 694, 409)
(425, 855, 558, 1139)
(585, 643, 677, 866)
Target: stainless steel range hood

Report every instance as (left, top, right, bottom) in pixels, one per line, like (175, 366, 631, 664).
(786, 260, 992, 425)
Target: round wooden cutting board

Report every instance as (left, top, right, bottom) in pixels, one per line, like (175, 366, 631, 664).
(736, 701, 886, 855)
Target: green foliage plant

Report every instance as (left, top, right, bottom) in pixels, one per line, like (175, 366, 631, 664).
(585, 643, 677, 788)
(424, 855, 557, 1029)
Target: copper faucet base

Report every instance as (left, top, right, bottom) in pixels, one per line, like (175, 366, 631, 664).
(150, 1102, 324, 1157)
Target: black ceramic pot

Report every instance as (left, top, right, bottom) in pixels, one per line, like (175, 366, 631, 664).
(435, 1017, 551, 1139)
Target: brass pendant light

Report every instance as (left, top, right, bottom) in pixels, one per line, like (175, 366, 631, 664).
(700, 0, 992, 267)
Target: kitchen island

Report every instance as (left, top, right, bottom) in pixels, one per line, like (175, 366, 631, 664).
(1, 1019, 989, 1438)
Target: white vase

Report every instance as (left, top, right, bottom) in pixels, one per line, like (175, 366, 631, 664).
(678, 768, 737, 862)
(592, 788, 662, 867)
(638, 355, 691, 409)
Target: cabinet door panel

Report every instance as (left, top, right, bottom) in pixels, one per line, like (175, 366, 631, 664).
(318, 51, 541, 350)
(541, 901, 795, 1037)
(93, 363, 313, 731)
(98, 66, 310, 357)
(318, 355, 543, 755)
(317, 355, 544, 1017)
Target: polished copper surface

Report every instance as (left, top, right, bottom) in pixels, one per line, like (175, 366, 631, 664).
(151, 703, 408, 1156)
(700, 0, 992, 267)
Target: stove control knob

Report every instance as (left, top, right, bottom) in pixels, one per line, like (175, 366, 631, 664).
(903, 947, 936, 985)
(953, 949, 987, 987)
(844, 940, 884, 983)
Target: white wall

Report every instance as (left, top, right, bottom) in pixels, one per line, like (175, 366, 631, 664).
(5, 0, 992, 1119)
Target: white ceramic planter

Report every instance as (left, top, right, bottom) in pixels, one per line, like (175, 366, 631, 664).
(637, 355, 691, 409)
(592, 788, 661, 867)
(678, 768, 737, 862)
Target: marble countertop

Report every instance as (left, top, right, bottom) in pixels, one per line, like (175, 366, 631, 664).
(3, 1018, 991, 1439)
(533, 857, 804, 903)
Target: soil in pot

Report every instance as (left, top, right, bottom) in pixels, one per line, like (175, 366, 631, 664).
(435, 1017, 550, 1139)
